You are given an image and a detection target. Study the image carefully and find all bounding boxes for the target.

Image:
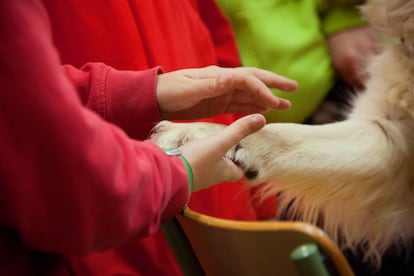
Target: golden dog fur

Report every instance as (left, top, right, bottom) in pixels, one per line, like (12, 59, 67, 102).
(151, 0, 414, 268)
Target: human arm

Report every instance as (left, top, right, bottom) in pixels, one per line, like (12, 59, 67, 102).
(0, 0, 267, 255)
(0, 0, 190, 254)
(327, 25, 379, 88)
(65, 66, 296, 140)
(320, 1, 379, 88)
(64, 64, 296, 138)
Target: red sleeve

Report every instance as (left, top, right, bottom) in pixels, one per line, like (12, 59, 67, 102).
(0, 0, 189, 255)
(63, 64, 162, 140)
(196, 0, 242, 67)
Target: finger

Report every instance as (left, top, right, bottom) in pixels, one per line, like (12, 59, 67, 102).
(229, 73, 296, 109)
(225, 101, 291, 114)
(276, 98, 292, 110)
(240, 67, 298, 91)
(184, 68, 295, 110)
(183, 72, 236, 100)
(198, 66, 298, 92)
(184, 66, 298, 92)
(184, 72, 283, 110)
(231, 94, 292, 111)
(207, 114, 266, 156)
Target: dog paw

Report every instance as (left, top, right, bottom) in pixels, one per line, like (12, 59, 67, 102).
(150, 120, 225, 149)
(225, 144, 261, 181)
(225, 124, 293, 184)
(151, 121, 278, 183)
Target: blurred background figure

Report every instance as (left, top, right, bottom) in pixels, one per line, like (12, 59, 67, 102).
(216, 0, 379, 124)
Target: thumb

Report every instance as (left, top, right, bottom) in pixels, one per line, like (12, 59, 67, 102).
(209, 114, 266, 156)
(178, 114, 266, 191)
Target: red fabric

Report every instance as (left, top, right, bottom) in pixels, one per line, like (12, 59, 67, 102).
(10, 0, 278, 275)
(0, 1, 191, 275)
(63, 64, 163, 138)
(250, 184, 278, 220)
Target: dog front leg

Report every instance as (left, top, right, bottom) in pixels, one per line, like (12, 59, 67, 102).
(232, 119, 395, 193)
(237, 119, 411, 264)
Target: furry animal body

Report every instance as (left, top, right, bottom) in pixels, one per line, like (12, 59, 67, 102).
(151, 0, 414, 268)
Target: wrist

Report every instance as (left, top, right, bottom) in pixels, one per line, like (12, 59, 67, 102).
(165, 148, 194, 192)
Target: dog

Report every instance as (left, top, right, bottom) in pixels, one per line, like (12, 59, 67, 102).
(151, 0, 414, 269)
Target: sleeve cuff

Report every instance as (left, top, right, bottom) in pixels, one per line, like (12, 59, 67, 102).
(104, 66, 163, 140)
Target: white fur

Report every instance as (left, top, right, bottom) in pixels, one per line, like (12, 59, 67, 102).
(151, 0, 414, 268)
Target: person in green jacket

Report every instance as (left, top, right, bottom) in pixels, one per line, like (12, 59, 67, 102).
(216, 0, 379, 123)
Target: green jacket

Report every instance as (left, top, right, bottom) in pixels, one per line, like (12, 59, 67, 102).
(217, 0, 366, 122)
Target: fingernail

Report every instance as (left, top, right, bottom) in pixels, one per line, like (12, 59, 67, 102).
(250, 114, 265, 126)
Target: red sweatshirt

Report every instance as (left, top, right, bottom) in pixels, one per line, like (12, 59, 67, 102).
(40, 1, 269, 275)
(42, 1, 277, 275)
(0, 0, 272, 275)
(0, 1, 192, 275)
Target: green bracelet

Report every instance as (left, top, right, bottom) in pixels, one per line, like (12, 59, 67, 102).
(165, 148, 194, 192)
